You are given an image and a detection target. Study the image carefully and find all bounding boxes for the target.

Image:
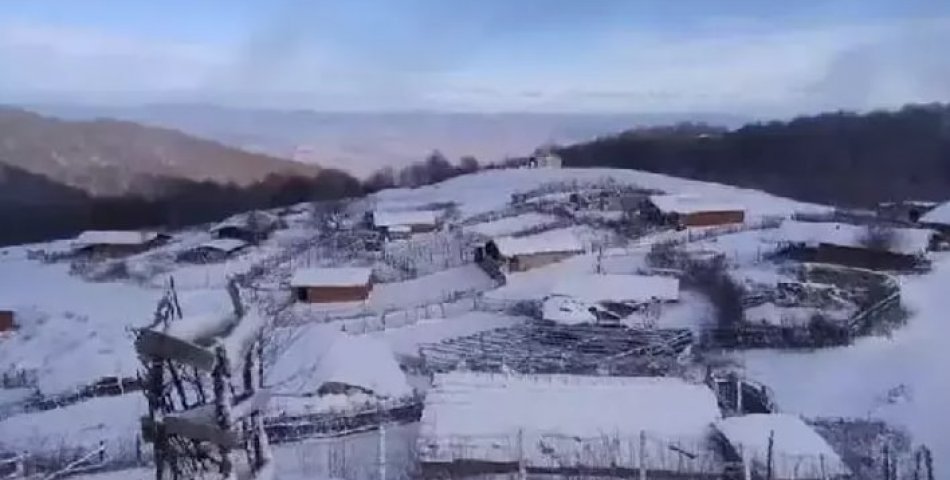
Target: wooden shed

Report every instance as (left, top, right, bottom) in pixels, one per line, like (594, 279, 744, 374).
(372, 209, 440, 236)
(645, 195, 745, 228)
(290, 267, 373, 303)
(0, 308, 14, 332)
(483, 231, 584, 273)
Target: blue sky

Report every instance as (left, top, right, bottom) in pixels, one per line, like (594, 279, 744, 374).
(1, 0, 949, 114)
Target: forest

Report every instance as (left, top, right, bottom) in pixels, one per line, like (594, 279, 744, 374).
(558, 104, 950, 208)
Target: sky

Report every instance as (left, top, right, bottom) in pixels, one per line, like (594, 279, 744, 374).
(1, 0, 949, 116)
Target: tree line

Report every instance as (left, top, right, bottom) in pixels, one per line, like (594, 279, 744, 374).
(0, 152, 484, 246)
(557, 104, 950, 208)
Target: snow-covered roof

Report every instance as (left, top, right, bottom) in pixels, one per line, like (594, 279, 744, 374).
(74, 230, 162, 246)
(492, 230, 584, 257)
(210, 210, 280, 233)
(920, 201, 950, 226)
(419, 372, 721, 472)
(196, 238, 248, 253)
(271, 327, 411, 398)
(290, 267, 372, 288)
(551, 274, 680, 303)
(649, 194, 744, 215)
(373, 209, 439, 228)
(388, 224, 412, 233)
(541, 296, 597, 325)
(773, 220, 933, 255)
(715, 414, 850, 479)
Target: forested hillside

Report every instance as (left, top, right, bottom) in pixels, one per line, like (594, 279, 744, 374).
(558, 104, 950, 207)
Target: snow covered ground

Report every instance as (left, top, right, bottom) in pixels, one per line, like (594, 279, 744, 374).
(732, 252, 950, 465)
(463, 212, 559, 237)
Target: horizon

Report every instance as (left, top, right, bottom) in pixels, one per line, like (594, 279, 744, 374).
(2, 0, 949, 116)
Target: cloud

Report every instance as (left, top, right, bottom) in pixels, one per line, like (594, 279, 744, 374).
(1, 13, 948, 114)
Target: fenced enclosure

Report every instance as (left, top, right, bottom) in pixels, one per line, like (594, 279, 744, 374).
(417, 323, 693, 376)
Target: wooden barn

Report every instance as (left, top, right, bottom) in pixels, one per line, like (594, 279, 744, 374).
(480, 231, 584, 272)
(645, 194, 745, 228)
(773, 220, 934, 271)
(372, 209, 440, 236)
(210, 210, 281, 243)
(72, 230, 169, 257)
(177, 239, 248, 263)
(0, 307, 14, 333)
(290, 267, 373, 303)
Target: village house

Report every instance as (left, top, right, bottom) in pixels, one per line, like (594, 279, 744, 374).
(773, 220, 935, 271)
(0, 307, 14, 333)
(177, 239, 248, 263)
(876, 200, 939, 224)
(72, 230, 169, 257)
(210, 210, 281, 243)
(418, 372, 723, 478)
(290, 267, 373, 303)
(371, 209, 440, 237)
(478, 231, 584, 272)
(714, 414, 850, 480)
(644, 194, 746, 228)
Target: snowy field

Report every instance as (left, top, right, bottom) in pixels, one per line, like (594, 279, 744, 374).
(731, 252, 950, 466)
(463, 212, 559, 237)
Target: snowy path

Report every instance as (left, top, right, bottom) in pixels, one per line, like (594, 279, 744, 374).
(733, 253, 950, 465)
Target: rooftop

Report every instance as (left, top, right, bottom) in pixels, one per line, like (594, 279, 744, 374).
(196, 238, 248, 253)
(715, 414, 850, 479)
(649, 194, 744, 215)
(551, 274, 680, 303)
(290, 267, 373, 288)
(373, 209, 439, 228)
(920, 201, 950, 226)
(492, 229, 584, 257)
(74, 230, 162, 246)
(772, 220, 933, 255)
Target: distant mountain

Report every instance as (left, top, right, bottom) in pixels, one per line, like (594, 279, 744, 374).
(559, 104, 950, 207)
(30, 104, 748, 177)
(0, 107, 320, 196)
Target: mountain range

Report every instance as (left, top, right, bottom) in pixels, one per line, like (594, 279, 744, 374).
(0, 106, 320, 197)
(31, 104, 748, 177)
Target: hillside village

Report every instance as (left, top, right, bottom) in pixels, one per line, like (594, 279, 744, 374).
(1, 164, 949, 480)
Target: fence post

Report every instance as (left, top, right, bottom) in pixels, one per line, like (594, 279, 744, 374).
(766, 430, 774, 480)
(517, 428, 527, 480)
(742, 444, 751, 480)
(736, 377, 743, 414)
(638, 430, 646, 480)
(820, 453, 827, 480)
(378, 418, 387, 480)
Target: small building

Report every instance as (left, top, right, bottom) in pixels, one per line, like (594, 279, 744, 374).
(176, 239, 248, 263)
(72, 230, 169, 257)
(372, 209, 440, 236)
(0, 308, 14, 332)
(645, 194, 745, 227)
(877, 200, 939, 224)
(210, 210, 281, 243)
(290, 267, 373, 303)
(714, 414, 850, 480)
(550, 273, 680, 305)
(482, 231, 584, 272)
(418, 372, 723, 478)
(773, 220, 934, 270)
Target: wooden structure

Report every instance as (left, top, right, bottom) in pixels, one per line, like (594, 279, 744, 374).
(290, 267, 373, 303)
(481, 232, 584, 273)
(645, 195, 745, 228)
(176, 239, 248, 264)
(372, 210, 440, 236)
(210, 211, 281, 243)
(73, 231, 169, 257)
(0, 308, 14, 332)
(134, 279, 272, 479)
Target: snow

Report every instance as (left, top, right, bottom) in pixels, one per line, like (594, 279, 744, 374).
(371, 311, 524, 356)
(919, 200, 950, 226)
(419, 372, 721, 472)
(464, 213, 558, 237)
(732, 253, 950, 466)
(196, 238, 248, 253)
(290, 267, 372, 288)
(163, 311, 237, 343)
(771, 220, 933, 256)
(0, 393, 146, 455)
(541, 296, 597, 325)
(649, 193, 744, 215)
(492, 228, 585, 257)
(74, 230, 161, 246)
(551, 273, 680, 303)
(269, 327, 410, 399)
(210, 210, 281, 232)
(715, 414, 850, 479)
(372, 209, 438, 228)
(745, 302, 853, 327)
